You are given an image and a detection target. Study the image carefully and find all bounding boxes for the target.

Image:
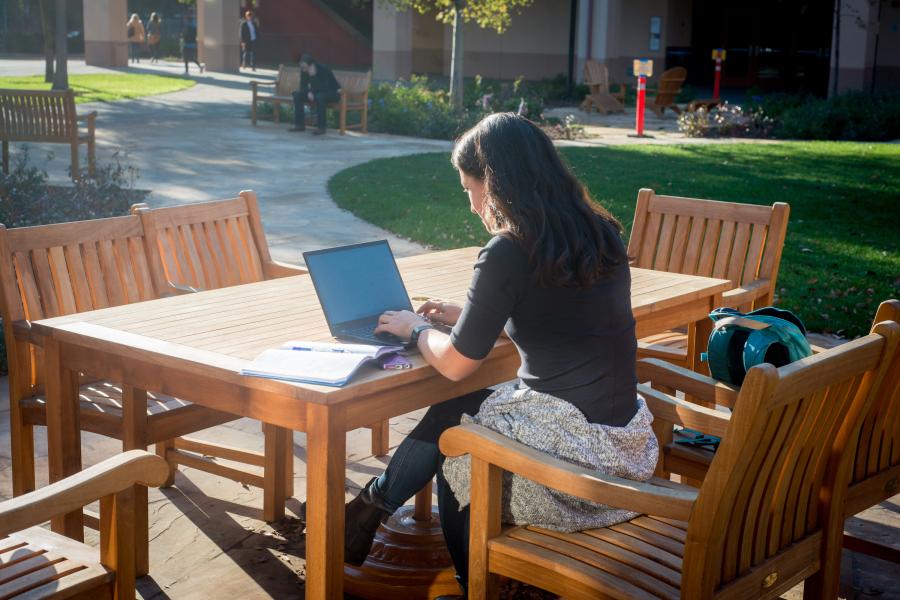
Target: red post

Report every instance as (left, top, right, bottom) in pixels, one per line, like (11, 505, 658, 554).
(635, 74, 646, 136)
(713, 58, 722, 99)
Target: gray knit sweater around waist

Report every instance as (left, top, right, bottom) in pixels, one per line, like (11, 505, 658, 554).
(442, 385, 658, 533)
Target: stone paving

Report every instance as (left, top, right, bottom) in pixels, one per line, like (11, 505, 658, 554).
(0, 59, 897, 598)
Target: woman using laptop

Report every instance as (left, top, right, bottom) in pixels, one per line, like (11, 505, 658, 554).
(350, 112, 656, 593)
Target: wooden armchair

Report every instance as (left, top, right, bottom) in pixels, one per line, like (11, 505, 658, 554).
(645, 300, 900, 594)
(132, 192, 390, 506)
(579, 60, 625, 115)
(627, 188, 790, 368)
(0, 451, 168, 599)
(0, 215, 266, 574)
(647, 67, 687, 117)
(440, 320, 900, 599)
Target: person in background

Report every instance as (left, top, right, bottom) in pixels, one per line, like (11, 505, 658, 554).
(146, 13, 162, 64)
(290, 54, 341, 135)
(181, 17, 204, 75)
(126, 14, 145, 64)
(240, 9, 259, 71)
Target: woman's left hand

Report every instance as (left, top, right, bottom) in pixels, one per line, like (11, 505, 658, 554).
(374, 310, 428, 342)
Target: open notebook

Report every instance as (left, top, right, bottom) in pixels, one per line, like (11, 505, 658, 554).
(241, 341, 407, 386)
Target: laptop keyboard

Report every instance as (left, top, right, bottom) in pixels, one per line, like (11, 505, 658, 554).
(342, 323, 404, 345)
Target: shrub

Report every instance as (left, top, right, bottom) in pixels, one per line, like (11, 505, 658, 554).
(774, 91, 900, 141)
(678, 102, 774, 138)
(542, 114, 588, 140)
(0, 148, 144, 373)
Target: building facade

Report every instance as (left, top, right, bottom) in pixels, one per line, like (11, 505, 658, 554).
(374, 0, 900, 96)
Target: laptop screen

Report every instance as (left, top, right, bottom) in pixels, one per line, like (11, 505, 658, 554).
(303, 240, 413, 327)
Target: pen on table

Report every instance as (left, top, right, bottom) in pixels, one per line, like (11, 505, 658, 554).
(289, 345, 347, 353)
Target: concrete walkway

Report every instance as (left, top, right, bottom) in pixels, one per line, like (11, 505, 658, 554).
(2, 58, 451, 262)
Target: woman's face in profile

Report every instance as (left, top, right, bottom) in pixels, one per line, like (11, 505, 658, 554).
(460, 171, 488, 230)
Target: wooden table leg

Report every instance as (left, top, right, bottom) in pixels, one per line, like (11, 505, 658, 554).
(122, 385, 150, 577)
(263, 423, 289, 522)
(44, 338, 84, 540)
(306, 403, 346, 599)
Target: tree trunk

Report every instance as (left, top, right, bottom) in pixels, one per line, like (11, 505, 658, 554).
(39, 0, 55, 82)
(52, 0, 68, 90)
(449, 1, 465, 111)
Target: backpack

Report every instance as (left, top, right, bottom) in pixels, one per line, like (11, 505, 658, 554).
(701, 306, 813, 386)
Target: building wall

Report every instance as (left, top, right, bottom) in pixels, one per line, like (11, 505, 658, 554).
(255, 0, 371, 68)
(873, 1, 900, 90)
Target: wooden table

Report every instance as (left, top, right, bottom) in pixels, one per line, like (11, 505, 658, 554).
(31, 247, 730, 599)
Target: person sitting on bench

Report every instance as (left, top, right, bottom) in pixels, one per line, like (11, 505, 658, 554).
(291, 54, 342, 135)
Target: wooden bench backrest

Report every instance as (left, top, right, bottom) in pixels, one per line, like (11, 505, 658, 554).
(0, 89, 78, 142)
(681, 321, 899, 597)
(134, 191, 272, 291)
(848, 299, 900, 511)
(653, 67, 686, 104)
(0, 216, 162, 392)
(335, 70, 372, 97)
(583, 60, 611, 89)
(276, 65, 301, 98)
(627, 188, 790, 309)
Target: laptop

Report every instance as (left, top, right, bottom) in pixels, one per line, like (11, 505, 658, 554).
(303, 240, 413, 346)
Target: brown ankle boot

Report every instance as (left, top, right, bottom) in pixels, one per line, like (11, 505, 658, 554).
(344, 478, 393, 566)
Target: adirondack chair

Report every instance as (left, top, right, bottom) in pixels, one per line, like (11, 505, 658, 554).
(0, 214, 287, 574)
(579, 60, 625, 115)
(440, 320, 899, 599)
(0, 451, 168, 599)
(647, 67, 687, 117)
(627, 188, 790, 368)
(132, 192, 391, 462)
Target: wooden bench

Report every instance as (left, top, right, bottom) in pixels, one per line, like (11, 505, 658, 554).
(0, 451, 168, 599)
(250, 65, 370, 134)
(0, 89, 96, 180)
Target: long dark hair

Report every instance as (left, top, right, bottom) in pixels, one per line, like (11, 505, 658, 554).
(451, 112, 625, 288)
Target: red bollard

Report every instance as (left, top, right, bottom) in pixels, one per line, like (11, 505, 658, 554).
(711, 49, 726, 100)
(635, 74, 647, 136)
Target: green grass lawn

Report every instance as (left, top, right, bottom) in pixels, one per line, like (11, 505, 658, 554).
(329, 142, 900, 338)
(0, 73, 195, 103)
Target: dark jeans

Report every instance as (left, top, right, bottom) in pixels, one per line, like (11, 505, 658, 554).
(241, 39, 256, 68)
(129, 42, 141, 62)
(370, 388, 492, 584)
(292, 90, 340, 131)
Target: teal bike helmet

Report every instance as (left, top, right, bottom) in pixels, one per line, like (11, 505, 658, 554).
(702, 307, 813, 386)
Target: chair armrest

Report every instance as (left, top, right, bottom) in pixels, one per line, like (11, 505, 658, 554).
(637, 358, 739, 408)
(11, 320, 44, 347)
(249, 80, 276, 87)
(263, 260, 307, 279)
(0, 450, 169, 537)
(638, 383, 732, 438)
(439, 424, 696, 521)
(721, 280, 770, 306)
(76, 111, 98, 122)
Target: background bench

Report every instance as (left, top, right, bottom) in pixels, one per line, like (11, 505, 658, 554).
(0, 88, 96, 180)
(250, 66, 370, 134)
